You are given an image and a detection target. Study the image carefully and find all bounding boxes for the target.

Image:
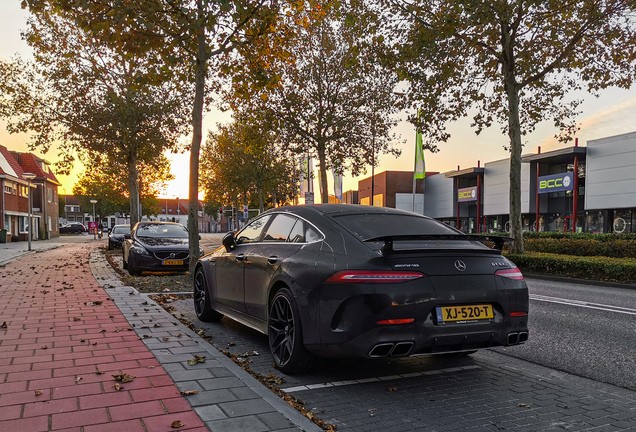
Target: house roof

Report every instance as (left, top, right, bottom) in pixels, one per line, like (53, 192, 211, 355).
(0, 145, 26, 179)
(12, 152, 62, 186)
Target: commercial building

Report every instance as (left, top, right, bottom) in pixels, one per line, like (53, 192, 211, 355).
(357, 131, 636, 234)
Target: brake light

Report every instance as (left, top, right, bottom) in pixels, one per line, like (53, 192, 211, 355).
(377, 318, 415, 325)
(495, 268, 524, 280)
(510, 312, 527, 317)
(325, 270, 424, 284)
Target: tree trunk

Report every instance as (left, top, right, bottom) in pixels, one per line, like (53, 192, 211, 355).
(188, 12, 206, 274)
(127, 148, 140, 227)
(317, 143, 329, 203)
(503, 40, 524, 254)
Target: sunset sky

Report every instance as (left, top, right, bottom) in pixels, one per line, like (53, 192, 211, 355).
(2, 2, 636, 200)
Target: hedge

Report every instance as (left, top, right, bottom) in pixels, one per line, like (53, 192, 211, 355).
(523, 238, 636, 258)
(506, 252, 636, 283)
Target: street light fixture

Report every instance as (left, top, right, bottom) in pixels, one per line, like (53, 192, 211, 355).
(22, 173, 36, 251)
(90, 199, 97, 239)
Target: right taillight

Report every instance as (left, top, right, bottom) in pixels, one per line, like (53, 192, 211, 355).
(495, 268, 524, 280)
(325, 270, 424, 284)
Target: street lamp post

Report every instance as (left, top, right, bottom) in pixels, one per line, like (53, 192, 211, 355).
(23, 173, 36, 251)
(90, 199, 97, 239)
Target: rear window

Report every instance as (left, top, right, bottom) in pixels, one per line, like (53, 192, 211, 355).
(332, 213, 485, 251)
(333, 213, 458, 240)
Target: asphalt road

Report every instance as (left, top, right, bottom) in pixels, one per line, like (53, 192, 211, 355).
(493, 277, 636, 391)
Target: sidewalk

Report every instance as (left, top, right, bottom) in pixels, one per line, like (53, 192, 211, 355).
(0, 240, 320, 431)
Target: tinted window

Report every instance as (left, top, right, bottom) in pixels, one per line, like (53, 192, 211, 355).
(286, 218, 322, 243)
(287, 219, 305, 243)
(306, 225, 321, 242)
(333, 213, 458, 240)
(112, 226, 130, 234)
(262, 214, 297, 242)
(237, 215, 271, 244)
(135, 223, 187, 238)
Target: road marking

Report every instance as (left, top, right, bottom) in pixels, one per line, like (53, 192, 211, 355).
(530, 294, 636, 315)
(280, 365, 481, 393)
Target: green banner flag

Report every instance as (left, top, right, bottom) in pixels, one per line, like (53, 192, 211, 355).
(414, 129, 426, 180)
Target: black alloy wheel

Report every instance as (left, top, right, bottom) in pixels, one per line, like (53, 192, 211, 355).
(268, 288, 316, 374)
(193, 269, 223, 322)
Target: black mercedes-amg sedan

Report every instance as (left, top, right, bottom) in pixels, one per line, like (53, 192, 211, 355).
(193, 204, 529, 374)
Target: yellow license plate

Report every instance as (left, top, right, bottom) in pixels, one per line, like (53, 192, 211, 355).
(163, 260, 183, 266)
(437, 305, 494, 322)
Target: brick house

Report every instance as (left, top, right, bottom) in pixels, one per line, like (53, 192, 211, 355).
(1, 145, 61, 242)
(11, 151, 62, 239)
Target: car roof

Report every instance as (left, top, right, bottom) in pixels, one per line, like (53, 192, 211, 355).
(267, 204, 432, 219)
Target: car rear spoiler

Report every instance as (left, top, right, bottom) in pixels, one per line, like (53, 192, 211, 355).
(363, 234, 514, 254)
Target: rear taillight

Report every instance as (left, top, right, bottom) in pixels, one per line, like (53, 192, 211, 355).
(495, 268, 524, 280)
(325, 270, 424, 284)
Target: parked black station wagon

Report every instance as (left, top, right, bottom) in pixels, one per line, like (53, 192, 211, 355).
(193, 204, 529, 374)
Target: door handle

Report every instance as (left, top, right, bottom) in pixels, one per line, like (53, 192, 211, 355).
(236, 254, 245, 262)
(267, 256, 278, 265)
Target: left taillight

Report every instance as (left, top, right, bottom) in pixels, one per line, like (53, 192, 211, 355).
(325, 270, 424, 284)
(495, 268, 524, 280)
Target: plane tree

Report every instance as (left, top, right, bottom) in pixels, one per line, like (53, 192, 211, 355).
(200, 112, 300, 214)
(22, 0, 286, 271)
(386, 0, 636, 253)
(226, 2, 403, 203)
(5, 7, 190, 227)
(72, 152, 174, 220)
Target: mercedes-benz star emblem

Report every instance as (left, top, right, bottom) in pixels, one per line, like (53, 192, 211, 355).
(454, 260, 467, 272)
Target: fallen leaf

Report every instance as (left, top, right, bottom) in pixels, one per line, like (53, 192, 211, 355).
(41, 345, 48, 350)
(0, 322, 6, 328)
(163, 337, 170, 341)
(180, 390, 199, 396)
(112, 373, 134, 383)
(75, 377, 83, 383)
(517, 403, 531, 408)
(187, 355, 206, 366)
(34, 390, 43, 396)
(73, 317, 81, 321)
(387, 387, 397, 392)
(227, 342, 236, 347)
(113, 383, 123, 391)
(170, 420, 183, 428)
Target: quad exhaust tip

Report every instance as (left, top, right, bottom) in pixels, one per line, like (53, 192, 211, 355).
(507, 332, 528, 345)
(369, 342, 414, 358)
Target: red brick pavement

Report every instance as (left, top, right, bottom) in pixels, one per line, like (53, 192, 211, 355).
(0, 243, 208, 432)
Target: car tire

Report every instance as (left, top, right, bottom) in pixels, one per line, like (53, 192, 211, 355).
(193, 268, 223, 322)
(128, 254, 142, 276)
(108, 241, 113, 251)
(268, 288, 316, 374)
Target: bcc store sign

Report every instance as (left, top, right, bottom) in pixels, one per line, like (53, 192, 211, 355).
(538, 172, 574, 194)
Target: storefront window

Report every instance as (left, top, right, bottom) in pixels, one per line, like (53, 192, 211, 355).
(585, 211, 605, 234)
(613, 210, 632, 234)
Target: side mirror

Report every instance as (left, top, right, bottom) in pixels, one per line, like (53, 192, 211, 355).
(124, 233, 132, 240)
(222, 232, 236, 252)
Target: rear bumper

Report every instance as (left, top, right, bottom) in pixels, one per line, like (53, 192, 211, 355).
(306, 318, 528, 359)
